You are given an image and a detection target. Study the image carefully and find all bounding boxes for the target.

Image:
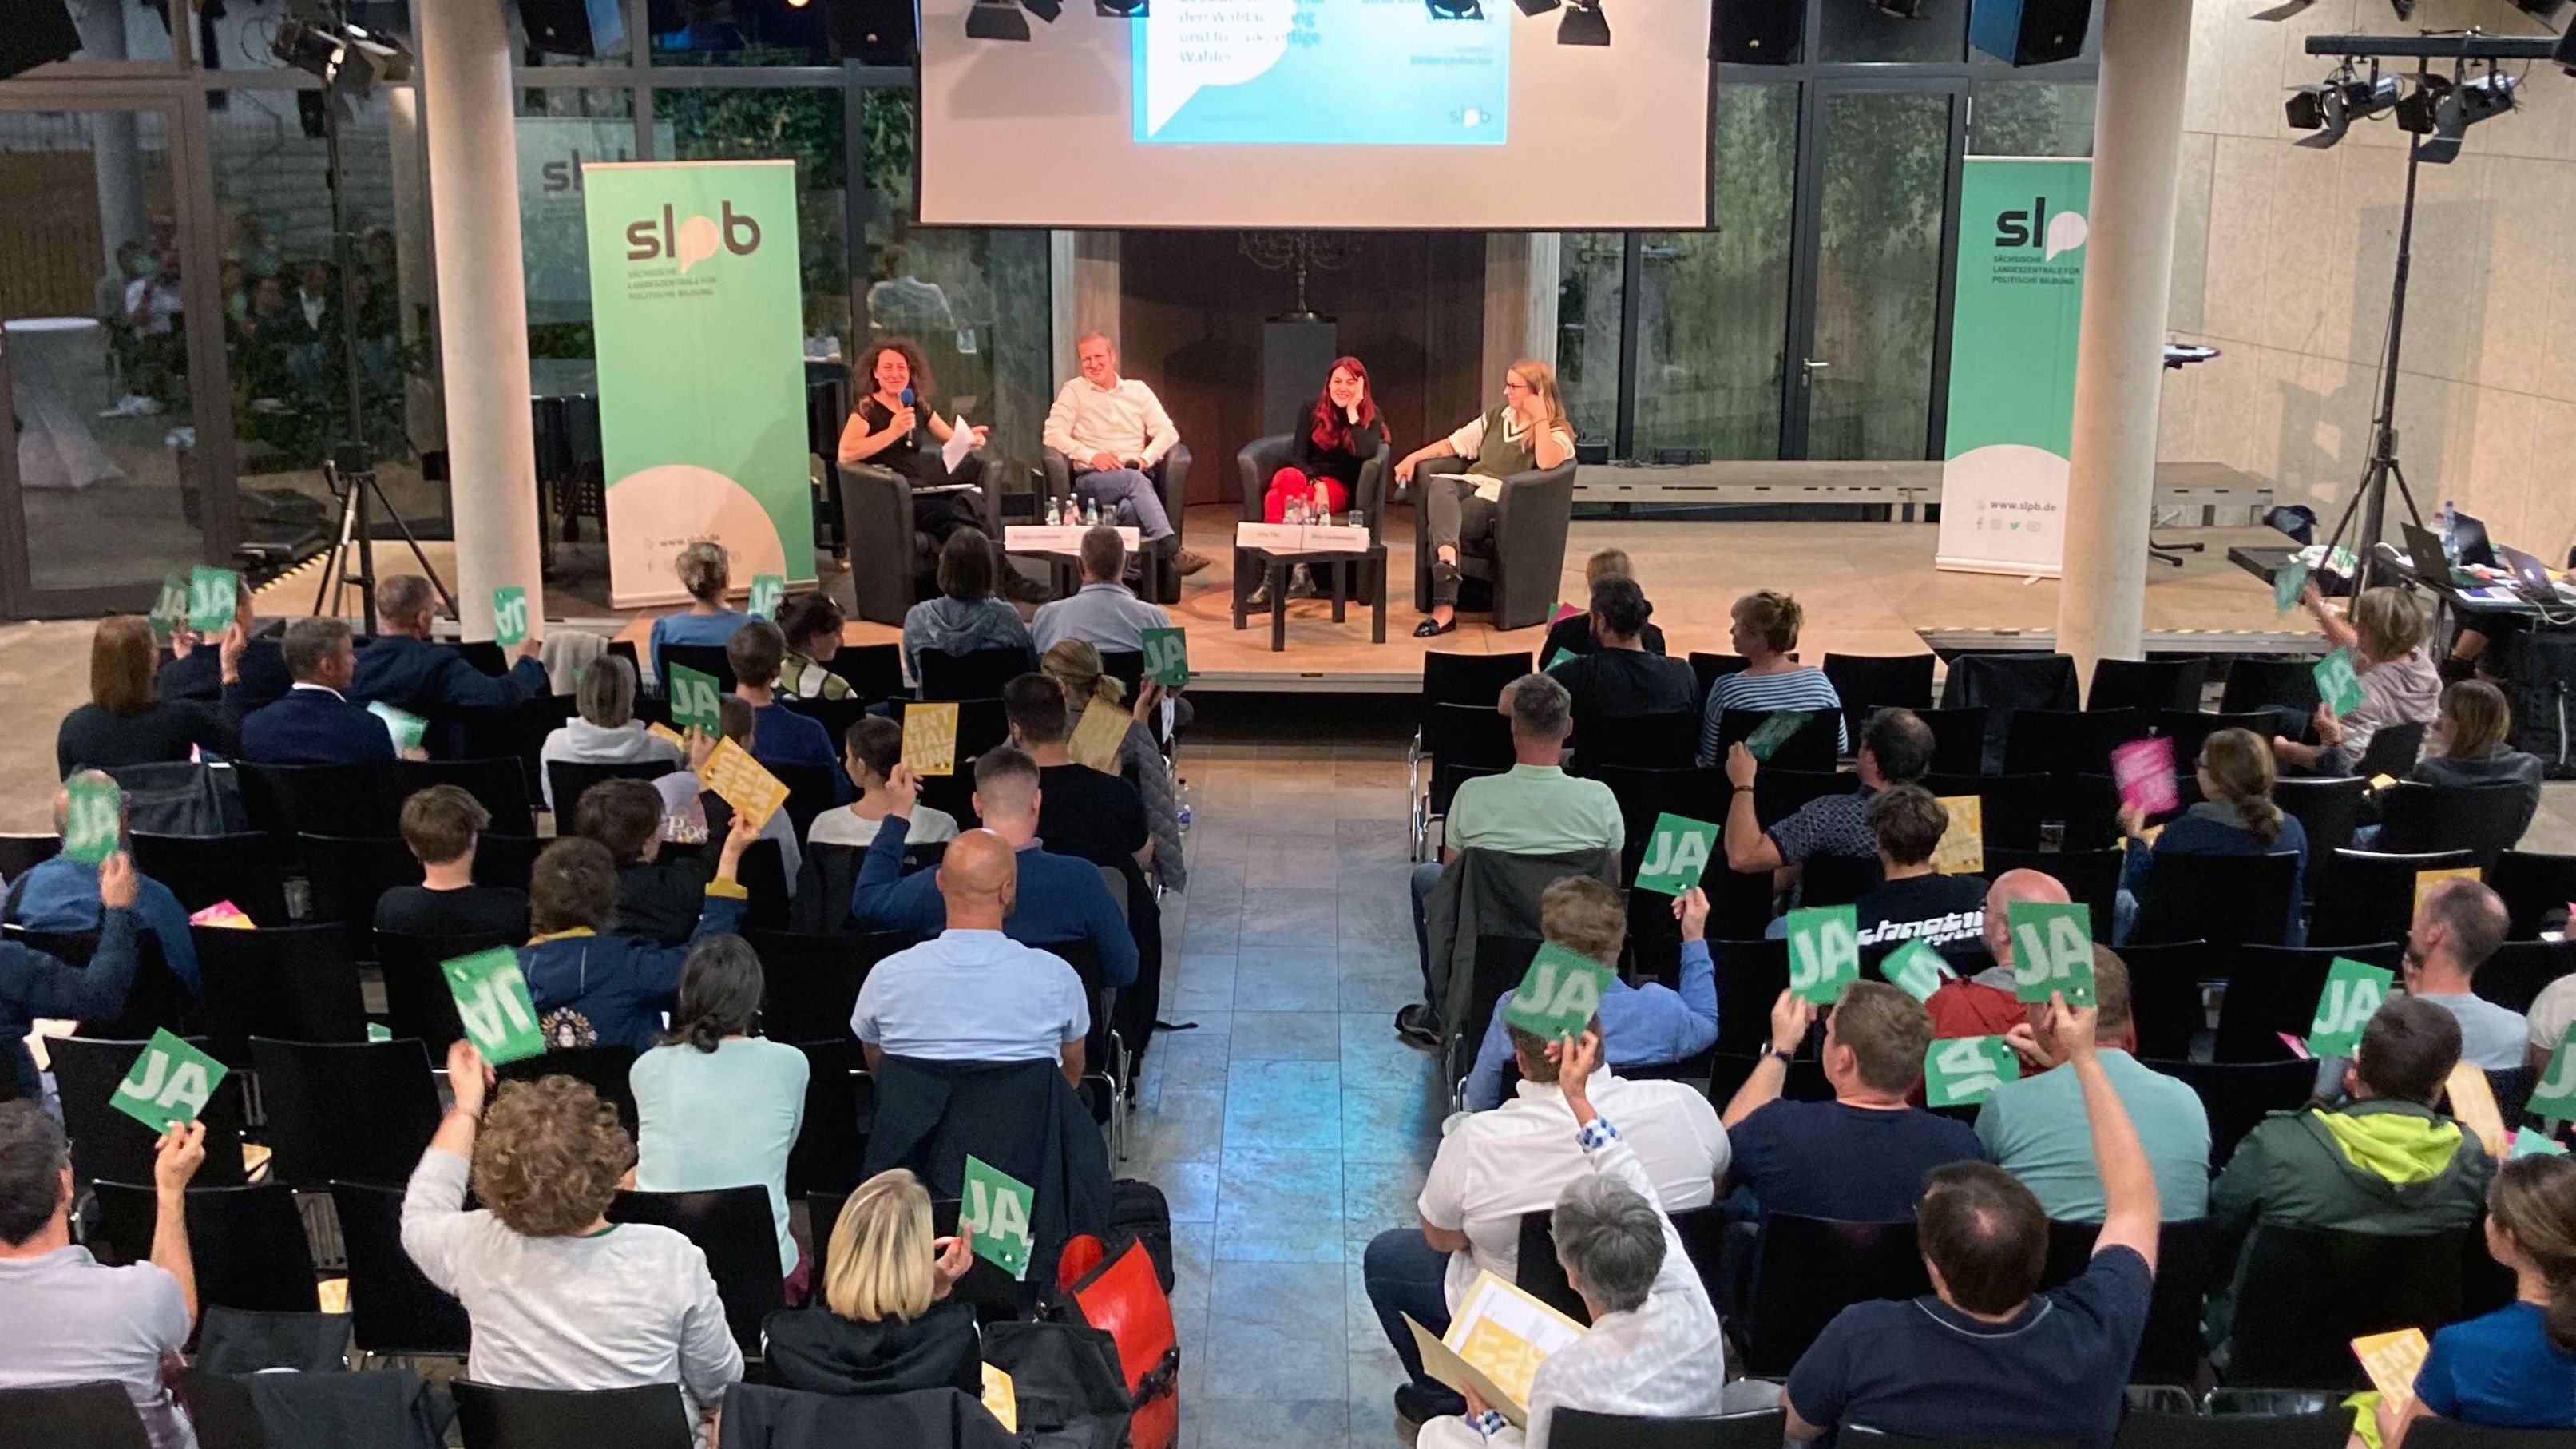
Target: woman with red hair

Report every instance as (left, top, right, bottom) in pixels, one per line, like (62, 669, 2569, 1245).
(1256, 357, 1389, 601)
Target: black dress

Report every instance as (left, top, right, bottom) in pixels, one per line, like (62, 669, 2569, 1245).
(853, 395, 982, 543)
(1289, 417, 1390, 494)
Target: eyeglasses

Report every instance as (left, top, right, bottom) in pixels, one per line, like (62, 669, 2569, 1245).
(1501, 378, 1532, 394)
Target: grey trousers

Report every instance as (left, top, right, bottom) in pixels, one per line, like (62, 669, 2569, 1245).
(1421, 474, 1497, 607)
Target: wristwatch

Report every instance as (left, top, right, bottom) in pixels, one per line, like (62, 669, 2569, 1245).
(1769, 1047, 1796, 1068)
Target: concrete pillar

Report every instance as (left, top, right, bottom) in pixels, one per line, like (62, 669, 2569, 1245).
(74, 2, 147, 272)
(414, 0, 541, 638)
(2055, 0, 2194, 690)
(1049, 229, 1121, 372)
(382, 86, 444, 454)
(1480, 233, 1561, 388)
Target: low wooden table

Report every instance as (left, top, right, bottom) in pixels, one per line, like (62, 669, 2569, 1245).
(1231, 540, 1388, 653)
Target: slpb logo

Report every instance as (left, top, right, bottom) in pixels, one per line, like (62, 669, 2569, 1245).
(1995, 195, 2090, 263)
(625, 201, 762, 273)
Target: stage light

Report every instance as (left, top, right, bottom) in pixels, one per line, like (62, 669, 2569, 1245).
(965, 0, 1030, 38)
(1096, 0, 1145, 13)
(2423, 69, 2517, 162)
(1557, 0, 1607, 44)
(269, 2, 411, 96)
(1427, 0, 1484, 18)
(1512, 0, 1560, 13)
(2285, 65, 2399, 148)
(1024, 0, 1063, 20)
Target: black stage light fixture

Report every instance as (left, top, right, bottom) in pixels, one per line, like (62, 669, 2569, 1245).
(2286, 65, 2399, 148)
(1096, 0, 1144, 14)
(1513, 0, 1559, 12)
(1428, 0, 1484, 17)
(2425, 69, 2518, 161)
(1557, 0, 1607, 43)
(1023, 0, 1063, 20)
(966, 0, 1031, 38)
(271, 2, 412, 96)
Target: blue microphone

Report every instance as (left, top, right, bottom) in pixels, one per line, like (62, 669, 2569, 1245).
(898, 386, 917, 437)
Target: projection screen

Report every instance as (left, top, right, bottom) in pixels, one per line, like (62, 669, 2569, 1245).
(914, 0, 1715, 230)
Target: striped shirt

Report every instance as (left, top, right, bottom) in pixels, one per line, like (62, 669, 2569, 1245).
(1698, 665, 1847, 765)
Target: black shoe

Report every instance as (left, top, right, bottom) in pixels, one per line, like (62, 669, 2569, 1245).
(1286, 567, 1318, 600)
(1245, 579, 1275, 613)
(1394, 1003, 1443, 1050)
(1413, 617, 1456, 638)
(1394, 1382, 1465, 1435)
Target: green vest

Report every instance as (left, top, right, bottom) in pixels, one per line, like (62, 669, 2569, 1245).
(1465, 407, 1540, 479)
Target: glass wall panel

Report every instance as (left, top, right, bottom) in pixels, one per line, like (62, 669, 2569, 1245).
(1632, 81, 1797, 462)
(650, 0, 840, 66)
(206, 84, 445, 541)
(0, 105, 208, 593)
(858, 91, 1053, 473)
(656, 85, 850, 356)
(1555, 233, 1623, 447)
(1819, 0, 1966, 64)
(1970, 78, 2095, 157)
(47, 1, 180, 66)
(516, 86, 640, 387)
(1807, 89, 1951, 461)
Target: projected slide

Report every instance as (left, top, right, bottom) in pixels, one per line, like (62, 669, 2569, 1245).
(1135, 0, 1509, 146)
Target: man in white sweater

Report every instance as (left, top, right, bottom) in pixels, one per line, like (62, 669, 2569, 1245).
(1040, 333, 1208, 576)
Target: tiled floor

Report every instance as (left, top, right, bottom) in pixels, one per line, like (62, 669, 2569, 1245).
(1139, 715, 1444, 1449)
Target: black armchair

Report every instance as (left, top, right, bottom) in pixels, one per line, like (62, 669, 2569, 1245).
(1235, 433, 1393, 531)
(1038, 445, 1194, 605)
(842, 445, 1007, 627)
(1411, 462, 1578, 631)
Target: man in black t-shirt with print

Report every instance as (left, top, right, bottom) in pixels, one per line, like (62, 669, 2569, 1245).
(1853, 784, 1987, 967)
(1784, 993, 2159, 1449)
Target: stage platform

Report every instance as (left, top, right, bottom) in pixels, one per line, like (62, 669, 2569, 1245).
(259, 507, 2323, 694)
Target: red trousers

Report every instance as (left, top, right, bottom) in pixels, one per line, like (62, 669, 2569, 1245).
(1263, 467, 1349, 523)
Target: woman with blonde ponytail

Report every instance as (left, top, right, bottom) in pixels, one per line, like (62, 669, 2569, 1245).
(2113, 728, 2309, 945)
(2376, 1153, 2576, 1447)
(1393, 359, 1577, 636)
(1039, 638, 1184, 889)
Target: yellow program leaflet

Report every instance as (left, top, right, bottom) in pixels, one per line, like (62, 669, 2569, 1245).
(2416, 867, 2481, 912)
(700, 739, 790, 828)
(904, 702, 959, 776)
(1931, 796, 1984, 875)
(980, 1364, 1017, 1433)
(1405, 1271, 1587, 1427)
(1070, 697, 1131, 773)
(2352, 1328, 2429, 1407)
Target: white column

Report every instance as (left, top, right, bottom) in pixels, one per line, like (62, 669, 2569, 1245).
(75, 2, 147, 271)
(1049, 229, 1121, 372)
(382, 86, 443, 454)
(1480, 233, 1561, 386)
(2055, 0, 2194, 690)
(414, 0, 541, 638)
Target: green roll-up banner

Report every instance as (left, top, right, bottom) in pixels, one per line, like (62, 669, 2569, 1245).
(1935, 157, 2091, 579)
(583, 160, 814, 607)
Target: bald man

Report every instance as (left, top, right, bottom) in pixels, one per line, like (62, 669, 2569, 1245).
(850, 827, 1091, 1086)
(1921, 868, 2070, 1042)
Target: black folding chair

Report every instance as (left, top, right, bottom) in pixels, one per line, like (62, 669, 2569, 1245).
(126, 832, 288, 924)
(2142, 1058, 2316, 1167)
(1923, 772, 2054, 851)
(48, 1034, 248, 1189)
(2491, 852, 2576, 939)
(2477, 941, 2576, 1016)
(2220, 658, 2323, 732)
(786, 1039, 875, 1198)
(497, 1045, 640, 1133)
(390, 756, 538, 838)
(0, 832, 61, 880)
(1552, 1407, 1788, 1449)
(1571, 711, 1699, 772)
(0, 1382, 153, 1449)
(2310, 849, 2479, 949)
(234, 760, 400, 842)
(252, 1037, 443, 1188)
(2274, 777, 2373, 901)
(1800, 853, 1882, 907)
(2155, 711, 2290, 770)
(609, 1185, 786, 1358)
(2130, 853, 2301, 951)
(2113, 942, 2211, 1062)
(658, 641, 735, 695)
(1715, 709, 1841, 773)
(2039, 1217, 2217, 1385)
(2003, 708, 2153, 783)
(1821, 653, 1936, 743)
(916, 645, 1035, 701)
(1688, 651, 1751, 701)
(545, 760, 672, 824)
(1741, 1215, 1929, 1376)
(1984, 848, 2121, 939)
(2229, 1224, 2479, 1388)
(451, 1381, 691, 1449)
(822, 642, 905, 702)
(192, 923, 369, 1066)
(2217, 942, 2404, 1062)
(2090, 657, 2208, 713)
(1418, 701, 1518, 859)
(1917, 707, 1991, 776)
(745, 927, 909, 1044)
(296, 832, 424, 959)
(2378, 782, 2537, 865)
(2356, 721, 2429, 780)
(86, 1181, 319, 1313)
(330, 1179, 472, 1358)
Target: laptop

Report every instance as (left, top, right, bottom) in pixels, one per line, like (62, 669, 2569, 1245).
(2400, 520, 2459, 591)
(2495, 543, 2570, 605)
(2450, 510, 2499, 570)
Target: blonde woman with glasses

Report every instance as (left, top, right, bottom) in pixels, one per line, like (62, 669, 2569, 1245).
(1396, 359, 1575, 637)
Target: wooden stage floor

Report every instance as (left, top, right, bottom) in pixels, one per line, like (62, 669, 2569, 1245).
(272, 507, 2316, 694)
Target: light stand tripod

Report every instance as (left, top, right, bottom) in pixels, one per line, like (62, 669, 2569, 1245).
(2313, 129, 2432, 594)
(282, 2, 451, 621)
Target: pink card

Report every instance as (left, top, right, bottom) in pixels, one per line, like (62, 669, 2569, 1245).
(2110, 736, 2179, 815)
(1552, 603, 1581, 624)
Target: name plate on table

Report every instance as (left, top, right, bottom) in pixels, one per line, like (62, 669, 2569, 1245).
(1005, 525, 1141, 554)
(1236, 522, 1371, 553)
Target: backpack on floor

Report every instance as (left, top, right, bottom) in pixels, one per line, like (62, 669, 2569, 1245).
(2499, 629, 2576, 779)
(1104, 1178, 1174, 1292)
(1054, 1230, 1179, 1449)
(981, 1320, 1133, 1449)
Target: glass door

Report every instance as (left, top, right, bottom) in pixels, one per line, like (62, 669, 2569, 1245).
(0, 95, 228, 617)
(1784, 80, 1966, 462)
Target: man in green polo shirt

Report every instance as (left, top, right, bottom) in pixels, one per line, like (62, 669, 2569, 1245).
(1401, 673, 1623, 1046)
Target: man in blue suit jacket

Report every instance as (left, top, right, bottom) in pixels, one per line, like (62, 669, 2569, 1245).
(240, 616, 397, 765)
(351, 573, 550, 722)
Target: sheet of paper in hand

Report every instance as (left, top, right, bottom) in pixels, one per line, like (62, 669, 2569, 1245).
(2314, 648, 2367, 718)
(1500, 944, 1614, 1043)
(1142, 627, 1190, 688)
(701, 738, 790, 828)
(1924, 1034, 2019, 1108)
(2306, 957, 2395, 1058)
(62, 774, 121, 866)
(492, 586, 529, 649)
(2352, 1328, 2430, 1408)
(2533, 1022, 2576, 1125)
(1409, 1270, 1589, 1427)
(1881, 939, 1956, 1005)
(902, 701, 959, 776)
(1069, 698, 1130, 774)
(1931, 796, 1984, 875)
(441, 947, 547, 1066)
(963, 1154, 1036, 1280)
(2110, 736, 2179, 816)
(186, 565, 240, 635)
(1742, 710, 1814, 764)
(1786, 905, 1860, 1005)
(2007, 901, 2096, 1006)
(667, 664, 724, 737)
(747, 574, 785, 621)
(370, 701, 428, 755)
(109, 1029, 229, 1133)
(1632, 813, 1718, 896)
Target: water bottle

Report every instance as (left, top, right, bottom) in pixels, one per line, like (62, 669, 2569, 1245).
(1311, 482, 1329, 523)
(1086, 498, 1102, 527)
(2438, 499, 2459, 566)
(1285, 494, 1305, 526)
(1045, 498, 1062, 526)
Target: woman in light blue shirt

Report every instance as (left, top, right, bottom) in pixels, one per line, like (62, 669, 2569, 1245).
(631, 935, 811, 1294)
(648, 541, 752, 689)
